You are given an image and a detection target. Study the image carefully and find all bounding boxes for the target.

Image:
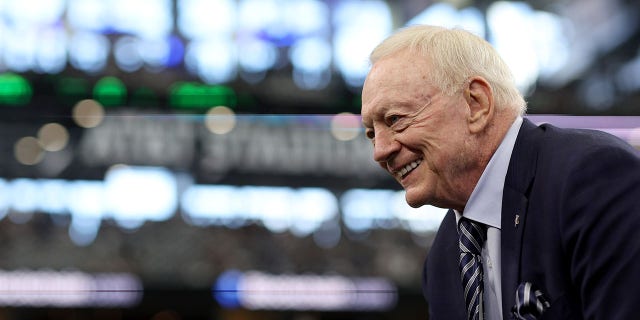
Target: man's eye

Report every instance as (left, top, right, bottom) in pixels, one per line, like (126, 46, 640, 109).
(365, 130, 375, 140)
(386, 115, 401, 125)
(389, 115, 413, 132)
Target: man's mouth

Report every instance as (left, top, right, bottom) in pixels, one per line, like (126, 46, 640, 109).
(395, 159, 422, 179)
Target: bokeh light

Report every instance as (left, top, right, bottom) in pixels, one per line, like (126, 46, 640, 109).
(0, 73, 33, 105)
(205, 106, 236, 135)
(37, 123, 69, 152)
(93, 76, 127, 106)
(114, 36, 144, 72)
(0, 270, 142, 307)
(215, 271, 398, 311)
(330, 112, 361, 141)
(333, 0, 392, 88)
(14, 137, 44, 165)
(68, 31, 110, 73)
(72, 99, 105, 128)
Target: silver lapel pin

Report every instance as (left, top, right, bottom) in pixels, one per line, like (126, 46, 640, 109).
(514, 214, 520, 228)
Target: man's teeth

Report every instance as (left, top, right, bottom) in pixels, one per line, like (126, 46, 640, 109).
(397, 159, 422, 178)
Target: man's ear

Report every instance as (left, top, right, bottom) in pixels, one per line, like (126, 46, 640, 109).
(464, 76, 494, 133)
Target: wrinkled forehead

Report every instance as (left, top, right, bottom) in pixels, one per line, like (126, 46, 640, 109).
(368, 52, 426, 82)
(361, 53, 436, 117)
(364, 51, 434, 95)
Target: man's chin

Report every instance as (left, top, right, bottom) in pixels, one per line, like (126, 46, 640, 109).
(404, 193, 427, 208)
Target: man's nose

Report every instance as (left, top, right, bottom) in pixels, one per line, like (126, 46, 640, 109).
(372, 129, 400, 163)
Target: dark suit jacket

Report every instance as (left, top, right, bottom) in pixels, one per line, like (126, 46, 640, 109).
(423, 118, 640, 319)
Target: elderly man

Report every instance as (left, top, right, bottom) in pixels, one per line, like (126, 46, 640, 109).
(361, 25, 640, 320)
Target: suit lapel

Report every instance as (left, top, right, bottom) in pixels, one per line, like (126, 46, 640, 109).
(500, 118, 540, 318)
(501, 187, 528, 318)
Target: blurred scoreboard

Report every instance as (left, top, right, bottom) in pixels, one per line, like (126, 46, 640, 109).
(0, 0, 611, 110)
(0, 0, 393, 91)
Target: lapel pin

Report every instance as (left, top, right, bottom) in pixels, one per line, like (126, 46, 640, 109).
(514, 214, 520, 228)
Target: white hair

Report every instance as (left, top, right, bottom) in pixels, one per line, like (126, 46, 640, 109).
(370, 25, 526, 115)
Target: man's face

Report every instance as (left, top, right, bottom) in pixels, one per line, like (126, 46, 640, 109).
(361, 50, 473, 209)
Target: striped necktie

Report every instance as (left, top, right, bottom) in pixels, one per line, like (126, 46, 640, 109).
(458, 217, 487, 320)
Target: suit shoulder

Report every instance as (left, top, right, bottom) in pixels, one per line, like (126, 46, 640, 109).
(535, 123, 638, 157)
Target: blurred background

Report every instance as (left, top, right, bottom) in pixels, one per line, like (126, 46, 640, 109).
(0, 0, 639, 319)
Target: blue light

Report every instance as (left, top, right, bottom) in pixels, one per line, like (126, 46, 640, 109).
(67, 0, 108, 31)
(290, 38, 331, 72)
(289, 188, 338, 237)
(185, 39, 237, 84)
(213, 270, 242, 308)
(114, 36, 144, 72)
(166, 35, 185, 68)
(68, 32, 110, 73)
(237, 0, 280, 35)
(180, 185, 339, 235)
(340, 189, 393, 232)
(3, 0, 65, 26)
(104, 166, 178, 229)
(333, 0, 392, 88)
(340, 189, 447, 234)
(237, 38, 278, 73)
(178, 0, 236, 39)
(35, 28, 67, 74)
(406, 3, 485, 38)
(290, 37, 332, 89)
(110, 0, 173, 39)
(284, 0, 329, 36)
(180, 185, 239, 227)
(293, 70, 331, 90)
(243, 186, 293, 233)
(528, 11, 570, 81)
(67, 180, 106, 246)
(390, 192, 447, 233)
(38, 179, 69, 215)
(3, 29, 37, 72)
(139, 38, 171, 70)
(214, 271, 398, 311)
(488, 1, 540, 92)
(9, 179, 40, 213)
(69, 216, 101, 246)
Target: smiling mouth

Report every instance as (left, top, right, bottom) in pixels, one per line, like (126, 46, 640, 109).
(395, 159, 422, 179)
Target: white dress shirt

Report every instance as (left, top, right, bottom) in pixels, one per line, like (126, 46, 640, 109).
(455, 116, 523, 320)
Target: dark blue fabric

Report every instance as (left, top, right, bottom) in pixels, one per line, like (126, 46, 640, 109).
(423, 119, 640, 320)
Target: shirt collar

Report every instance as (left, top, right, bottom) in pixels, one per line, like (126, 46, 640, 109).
(456, 116, 523, 229)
